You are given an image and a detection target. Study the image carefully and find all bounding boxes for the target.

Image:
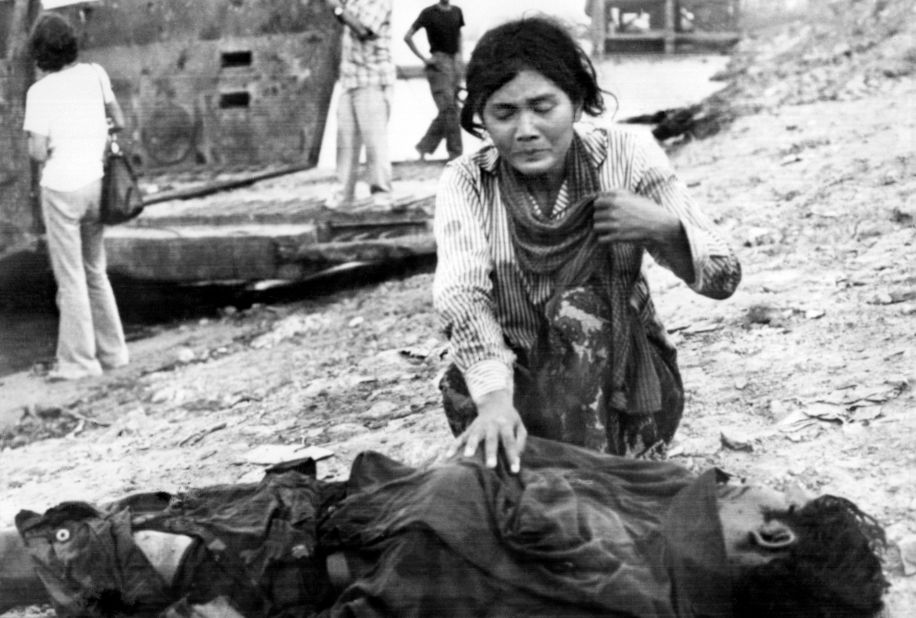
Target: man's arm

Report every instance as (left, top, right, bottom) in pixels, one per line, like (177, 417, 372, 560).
(325, 0, 376, 41)
(404, 23, 435, 67)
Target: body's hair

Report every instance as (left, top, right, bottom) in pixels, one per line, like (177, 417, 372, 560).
(460, 17, 606, 138)
(733, 495, 889, 617)
(29, 13, 78, 72)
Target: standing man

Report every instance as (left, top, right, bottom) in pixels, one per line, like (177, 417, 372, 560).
(325, 0, 395, 209)
(404, 0, 465, 161)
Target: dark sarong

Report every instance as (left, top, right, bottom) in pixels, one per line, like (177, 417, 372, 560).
(441, 285, 683, 458)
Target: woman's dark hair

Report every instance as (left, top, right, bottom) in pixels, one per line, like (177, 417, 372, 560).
(29, 13, 78, 72)
(460, 16, 606, 138)
(733, 495, 889, 618)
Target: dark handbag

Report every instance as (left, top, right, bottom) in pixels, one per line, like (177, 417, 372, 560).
(100, 136, 144, 225)
(92, 63, 144, 225)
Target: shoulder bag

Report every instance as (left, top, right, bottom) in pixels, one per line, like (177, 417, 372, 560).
(93, 64, 144, 225)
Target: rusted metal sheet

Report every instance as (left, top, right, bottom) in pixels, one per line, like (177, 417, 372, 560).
(0, 0, 340, 262)
(58, 0, 341, 171)
(0, 0, 40, 262)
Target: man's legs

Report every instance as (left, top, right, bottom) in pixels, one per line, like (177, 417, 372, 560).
(416, 54, 462, 159)
(42, 184, 104, 379)
(81, 179, 129, 368)
(352, 85, 393, 203)
(333, 87, 362, 206)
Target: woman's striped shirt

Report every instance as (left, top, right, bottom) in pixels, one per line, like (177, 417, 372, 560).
(433, 123, 741, 401)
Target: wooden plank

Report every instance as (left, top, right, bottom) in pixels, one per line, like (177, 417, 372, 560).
(277, 234, 436, 267)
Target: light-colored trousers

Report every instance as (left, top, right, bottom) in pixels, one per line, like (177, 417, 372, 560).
(42, 180, 129, 375)
(336, 84, 393, 200)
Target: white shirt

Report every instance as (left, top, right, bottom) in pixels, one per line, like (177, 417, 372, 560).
(23, 63, 114, 192)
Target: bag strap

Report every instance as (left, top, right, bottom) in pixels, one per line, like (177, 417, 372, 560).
(90, 63, 111, 131)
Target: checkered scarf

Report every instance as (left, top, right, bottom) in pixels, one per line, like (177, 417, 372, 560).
(498, 134, 662, 415)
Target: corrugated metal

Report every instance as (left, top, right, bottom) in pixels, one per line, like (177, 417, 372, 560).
(1, 0, 341, 256)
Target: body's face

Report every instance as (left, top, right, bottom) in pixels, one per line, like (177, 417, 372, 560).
(481, 69, 582, 189)
(717, 484, 797, 571)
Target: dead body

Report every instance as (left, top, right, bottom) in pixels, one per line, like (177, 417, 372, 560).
(0, 437, 888, 617)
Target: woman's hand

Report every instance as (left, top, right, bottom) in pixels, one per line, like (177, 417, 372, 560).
(593, 189, 680, 245)
(593, 189, 696, 283)
(447, 389, 527, 473)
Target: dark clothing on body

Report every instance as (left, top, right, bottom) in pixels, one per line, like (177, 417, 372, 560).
(321, 437, 733, 617)
(15, 439, 733, 617)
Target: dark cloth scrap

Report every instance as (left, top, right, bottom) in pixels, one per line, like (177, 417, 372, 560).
(319, 436, 733, 617)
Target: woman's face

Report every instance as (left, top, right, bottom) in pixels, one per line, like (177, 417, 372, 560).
(481, 70, 582, 186)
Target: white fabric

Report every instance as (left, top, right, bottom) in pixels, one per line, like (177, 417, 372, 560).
(23, 63, 113, 192)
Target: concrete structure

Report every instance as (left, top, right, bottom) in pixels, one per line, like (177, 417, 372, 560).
(588, 0, 740, 56)
(1, 0, 341, 266)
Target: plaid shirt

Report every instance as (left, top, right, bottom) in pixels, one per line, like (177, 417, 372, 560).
(339, 0, 396, 90)
(433, 123, 742, 401)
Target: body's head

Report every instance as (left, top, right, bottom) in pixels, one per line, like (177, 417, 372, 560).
(461, 17, 606, 186)
(718, 485, 888, 617)
(29, 13, 78, 72)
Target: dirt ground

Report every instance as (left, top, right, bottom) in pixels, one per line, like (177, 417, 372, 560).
(2, 2, 915, 615)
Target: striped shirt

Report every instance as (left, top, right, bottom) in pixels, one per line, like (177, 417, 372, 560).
(339, 0, 396, 91)
(433, 123, 741, 401)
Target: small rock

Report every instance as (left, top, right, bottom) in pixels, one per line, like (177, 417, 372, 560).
(746, 304, 782, 325)
(804, 309, 825, 319)
(364, 401, 399, 420)
(349, 316, 365, 328)
(720, 430, 754, 452)
(176, 347, 196, 364)
(898, 536, 916, 576)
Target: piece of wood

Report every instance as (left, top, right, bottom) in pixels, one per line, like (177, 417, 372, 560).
(278, 234, 436, 266)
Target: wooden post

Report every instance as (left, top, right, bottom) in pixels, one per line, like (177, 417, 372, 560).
(589, 0, 607, 60)
(0, 0, 41, 252)
(663, 0, 676, 53)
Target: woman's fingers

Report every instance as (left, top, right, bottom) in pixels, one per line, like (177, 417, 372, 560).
(500, 421, 524, 473)
(449, 414, 526, 473)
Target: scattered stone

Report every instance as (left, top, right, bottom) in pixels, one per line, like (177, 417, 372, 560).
(899, 536, 916, 577)
(720, 430, 754, 452)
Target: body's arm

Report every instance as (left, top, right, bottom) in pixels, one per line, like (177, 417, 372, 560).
(1, 527, 200, 613)
(0, 528, 48, 613)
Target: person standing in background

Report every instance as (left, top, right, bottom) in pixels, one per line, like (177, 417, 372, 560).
(404, 0, 465, 161)
(324, 0, 396, 210)
(23, 13, 129, 382)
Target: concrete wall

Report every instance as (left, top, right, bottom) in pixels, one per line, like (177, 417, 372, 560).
(0, 0, 40, 258)
(57, 0, 341, 171)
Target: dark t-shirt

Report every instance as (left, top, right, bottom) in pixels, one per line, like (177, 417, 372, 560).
(320, 437, 736, 617)
(412, 4, 465, 55)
